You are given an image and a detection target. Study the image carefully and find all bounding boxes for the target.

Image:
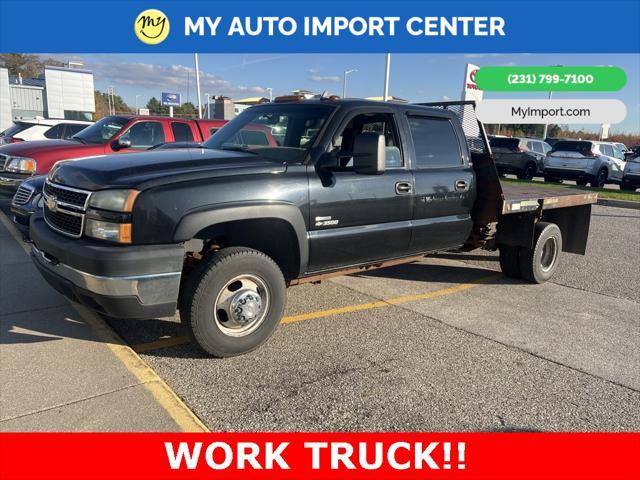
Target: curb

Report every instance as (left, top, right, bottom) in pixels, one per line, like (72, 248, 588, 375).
(597, 198, 640, 210)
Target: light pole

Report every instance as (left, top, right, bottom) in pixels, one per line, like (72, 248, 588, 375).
(205, 93, 211, 119)
(542, 90, 553, 140)
(342, 69, 357, 98)
(266, 87, 273, 102)
(135, 95, 141, 114)
(383, 54, 391, 101)
(194, 53, 203, 119)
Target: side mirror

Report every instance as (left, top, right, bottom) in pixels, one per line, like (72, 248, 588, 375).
(113, 137, 131, 150)
(353, 132, 385, 175)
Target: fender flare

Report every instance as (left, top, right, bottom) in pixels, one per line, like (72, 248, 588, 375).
(173, 202, 309, 276)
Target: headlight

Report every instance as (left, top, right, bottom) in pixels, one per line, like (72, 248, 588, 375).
(88, 189, 139, 212)
(5, 157, 36, 174)
(85, 219, 132, 243)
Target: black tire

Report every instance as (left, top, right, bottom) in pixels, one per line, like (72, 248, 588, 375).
(591, 168, 607, 188)
(517, 163, 537, 180)
(519, 222, 562, 284)
(180, 247, 286, 357)
(499, 245, 521, 278)
(576, 179, 588, 186)
(621, 183, 637, 191)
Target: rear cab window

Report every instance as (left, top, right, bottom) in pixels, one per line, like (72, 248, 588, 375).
(171, 122, 194, 142)
(408, 116, 462, 168)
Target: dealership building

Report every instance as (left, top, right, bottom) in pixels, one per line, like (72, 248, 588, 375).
(0, 65, 95, 131)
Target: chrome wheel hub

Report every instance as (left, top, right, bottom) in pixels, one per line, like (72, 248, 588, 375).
(214, 274, 270, 337)
(540, 237, 558, 273)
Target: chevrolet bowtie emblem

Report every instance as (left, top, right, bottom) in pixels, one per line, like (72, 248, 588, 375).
(46, 195, 58, 212)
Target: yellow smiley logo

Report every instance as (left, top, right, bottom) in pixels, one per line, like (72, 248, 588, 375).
(134, 9, 170, 45)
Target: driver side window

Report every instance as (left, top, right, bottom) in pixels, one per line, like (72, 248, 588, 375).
(119, 121, 166, 149)
(333, 113, 403, 169)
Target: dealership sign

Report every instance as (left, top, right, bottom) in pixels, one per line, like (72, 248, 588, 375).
(162, 92, 181, 107)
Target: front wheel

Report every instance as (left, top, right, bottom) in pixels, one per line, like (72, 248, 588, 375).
(180, 247, 286, 357)
(621, 183, 637, 191)
(519, 222, 562, 284)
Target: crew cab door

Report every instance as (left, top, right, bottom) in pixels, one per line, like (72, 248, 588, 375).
(306, 108, 413, 272)
(404, 112, 475, 252)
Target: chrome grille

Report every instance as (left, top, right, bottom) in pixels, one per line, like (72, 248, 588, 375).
(43, 181, 90, 210)
(0, 154, 8, 172)
(42, 181, 91, 238)
(44, 206, 83, 237)
(12, 183, 35, 206)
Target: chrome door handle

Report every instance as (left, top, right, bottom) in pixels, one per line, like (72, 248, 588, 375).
(455, 180, 469, 191)
(395, 181, 413, 195)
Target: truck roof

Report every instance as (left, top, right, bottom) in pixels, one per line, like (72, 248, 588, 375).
(268, 98, 459, 119)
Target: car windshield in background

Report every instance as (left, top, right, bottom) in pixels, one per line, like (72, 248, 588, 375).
(551, 141, 593, 155)
(490, 137, 520, 150)
(0, 122, 30, 137)
(71, 116, 128, 144)
(205, 103, 335, 163)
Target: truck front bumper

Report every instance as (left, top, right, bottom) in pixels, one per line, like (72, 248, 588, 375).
(30, 215, 185, 319)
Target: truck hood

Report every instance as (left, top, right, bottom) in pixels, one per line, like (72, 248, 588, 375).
(48, 148, 288, 190)
(0, 139, 94, 157)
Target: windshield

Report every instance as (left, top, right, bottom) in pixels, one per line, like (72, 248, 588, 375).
(71, 116, 129, 144)
(0, 122, 30, 137)
(204, 103, 335, 163)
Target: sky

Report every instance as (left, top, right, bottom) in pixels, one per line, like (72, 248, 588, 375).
(46, 53, 640, 134)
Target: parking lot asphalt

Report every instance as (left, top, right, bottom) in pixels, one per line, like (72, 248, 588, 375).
(1, 199, 639, 432)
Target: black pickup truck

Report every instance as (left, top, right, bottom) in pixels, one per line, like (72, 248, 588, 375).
(28, 98, 597, 357)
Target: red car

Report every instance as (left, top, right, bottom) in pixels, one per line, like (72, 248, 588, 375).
(0, 116, 227, 196)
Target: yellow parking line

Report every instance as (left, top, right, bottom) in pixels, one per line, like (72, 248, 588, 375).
(0, 211, 209, 432)
(132, 335, 192, 353)
(281, 273, 499, 324)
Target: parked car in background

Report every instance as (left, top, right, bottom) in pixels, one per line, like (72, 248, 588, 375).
(0, 115, 223, 196)
(613, 142, 629, 155)
(621, 156, 640, 191)
(10, 175, 45, 236)
(544, 140, 626, 187)
(11, 121, 278, 237)
(0, 118, 93, 145)
(489, 136, 551, 180)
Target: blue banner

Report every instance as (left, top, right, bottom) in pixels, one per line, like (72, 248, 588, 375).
(1, 0, 639, 53)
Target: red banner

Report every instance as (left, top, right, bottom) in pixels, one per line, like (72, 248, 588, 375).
(0, 433, 638, 480)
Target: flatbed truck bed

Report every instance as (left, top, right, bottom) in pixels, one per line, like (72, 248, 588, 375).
(500, 182, 598, 214)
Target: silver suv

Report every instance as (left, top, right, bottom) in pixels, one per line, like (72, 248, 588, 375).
(544, 140, 626, 187)
(621, 154, 640, 191)
(490, 136, 551, 180)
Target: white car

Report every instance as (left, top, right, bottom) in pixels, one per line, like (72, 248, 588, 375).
(0, 118, 93, 145)
(543, 140, 626, 188)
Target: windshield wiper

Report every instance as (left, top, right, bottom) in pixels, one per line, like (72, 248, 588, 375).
(219, 145, 259, 155)
(70, 136, 87, 144)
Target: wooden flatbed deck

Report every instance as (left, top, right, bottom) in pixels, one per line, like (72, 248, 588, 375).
(500, 183, 598, 214)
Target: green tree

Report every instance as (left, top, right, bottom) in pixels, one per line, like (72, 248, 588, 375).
(146, 97, 169, 115)
(94, 90, 133, 119)
(0, 54, 65, 78)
